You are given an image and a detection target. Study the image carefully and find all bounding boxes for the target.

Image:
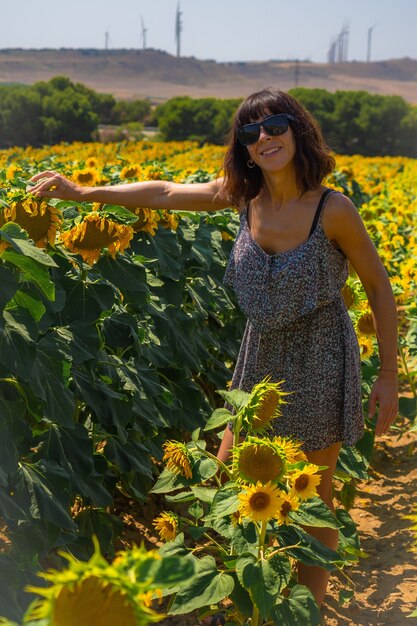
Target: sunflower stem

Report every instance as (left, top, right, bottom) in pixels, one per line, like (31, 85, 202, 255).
(399, 342, 416, 398)
(196, 446, 232, 480)
(258, 520, 267, 558)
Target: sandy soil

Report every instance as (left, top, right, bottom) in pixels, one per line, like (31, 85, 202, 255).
(115, 429, 417, 626)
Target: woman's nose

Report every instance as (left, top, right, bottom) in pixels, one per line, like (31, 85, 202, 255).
(258, 125, 270, 140)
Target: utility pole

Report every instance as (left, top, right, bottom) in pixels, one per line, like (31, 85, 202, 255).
(104, 30, 110, 50)
(141, 15, 148, 49)
(367, 24, 377, 62)
(175, 1, 182, 58)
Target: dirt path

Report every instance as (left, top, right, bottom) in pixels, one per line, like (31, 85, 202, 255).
(322, 431, 417, 625)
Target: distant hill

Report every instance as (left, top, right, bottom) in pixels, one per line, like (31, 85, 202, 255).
(1, 48, 417, 103)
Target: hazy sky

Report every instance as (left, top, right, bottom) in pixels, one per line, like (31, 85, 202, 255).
(1, 0, 415, 64)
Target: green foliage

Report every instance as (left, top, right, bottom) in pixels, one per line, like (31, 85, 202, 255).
(155, 96, 240, 144)
(0, 205, 245, 620)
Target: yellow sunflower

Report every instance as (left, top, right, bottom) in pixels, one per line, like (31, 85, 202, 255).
(289, 464, 322, 500)
(120, 164, 142, 180)
(272, 437, 307, 464)
(234, 437, 286, 484)
(4, 198, 61, 247)
(72, 167, 100, 187)
(24, 543, 163, 626)
(242, 376, 289, 434)
(162, 441, 193, 479)
(153, 511, 179, 542)
(341, 284, 355, 309)
(158, 210, 179, 231)
(358, 335, 374, 360)
(356, 311, 376, 335)
(60, 213, 133, 264)
(275, 491, 300, 525)
(238, 481, 283, 523)
(131, 207, 160, 235)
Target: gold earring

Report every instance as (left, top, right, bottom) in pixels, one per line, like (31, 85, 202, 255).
(247, 159, 256, 168)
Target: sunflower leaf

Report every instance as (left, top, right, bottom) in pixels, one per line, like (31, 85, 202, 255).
(216, 389, 250, 411)
(204, 407, 233, 431)
(271, 584, 321, 625)
(289, 497, 342, 529)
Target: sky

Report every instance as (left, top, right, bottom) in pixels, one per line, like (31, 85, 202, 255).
(1, 0, 416, 64)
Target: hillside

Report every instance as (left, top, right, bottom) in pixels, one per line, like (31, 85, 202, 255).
(1, 48, 417, 102)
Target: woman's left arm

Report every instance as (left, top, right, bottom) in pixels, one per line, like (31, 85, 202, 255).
(323, 193, 399, 437)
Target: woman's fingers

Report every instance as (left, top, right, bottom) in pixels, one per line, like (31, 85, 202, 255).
(30, 170, 58, 182)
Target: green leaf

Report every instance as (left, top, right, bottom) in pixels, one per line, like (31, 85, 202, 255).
(0, 310, 36, 380)
(159, 533, 189, 558)
(338, 588, 354, 606)
(0, 223, 57, 266)
(169, 555, 234, 614)
(2, 250, 55, 300)
(204, 407, 233, 431)
(95, 254, 149, 294)
(289, 497, 342, 529)
(204, 485, 240, 521)
(236, 554, 284, 619)
(0, 265, 19, 309)
(277, 525, 343, 570)
(216, 388, 250, 411)
(100, 204, 141, 224)
(191, 486, 217, 503)
(29, 334, 75, 427)
(336, 447, 369, 480)
(271, 584, 321, 625)
(16, 462, 76, 531)
(188, 501, 204, 521)
(7, 288, 46, 321)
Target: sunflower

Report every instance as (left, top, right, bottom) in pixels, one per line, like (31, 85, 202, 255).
(132, 207, 160, 235)
(341, 284, 355, 309)
(4, 198, 61, 247)
(85, 156, 99, 168)
(356, 311, 376, 335)
(272, 436, 307, 463)
(72, 167, 100, 186)
(60, 213, 133, 264)
(234, 437, 286, 484)
(358, 335, 374, 360)
(275, 491, 300, 525)
(120, 164, 142, 180)
(153, 511, 179, 542)
(238, 481, 283, 523)
(158, 210, 179, 231)
(242, 376, 289, 434)
(24, 542, 163, 626)
(162, 441, 193, 479)
(289, 464, 322, 500)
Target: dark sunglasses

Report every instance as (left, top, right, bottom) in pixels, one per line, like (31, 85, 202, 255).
(237, 113, 296, 146)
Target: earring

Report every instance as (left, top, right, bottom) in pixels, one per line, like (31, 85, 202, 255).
(247, 159, 256, 168)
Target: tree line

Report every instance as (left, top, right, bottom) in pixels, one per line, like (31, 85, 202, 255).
(1, 76, 417, 157)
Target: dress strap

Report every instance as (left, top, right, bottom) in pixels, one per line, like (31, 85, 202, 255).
(308, 188, 334, 238)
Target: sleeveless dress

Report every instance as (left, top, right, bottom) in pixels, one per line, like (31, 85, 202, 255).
(223, 189, 364, 452)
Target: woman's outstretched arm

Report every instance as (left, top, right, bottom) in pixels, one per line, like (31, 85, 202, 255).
(28, 171, 230, 212)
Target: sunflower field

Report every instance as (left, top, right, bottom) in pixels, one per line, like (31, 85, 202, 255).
(0, 140, 416, 625)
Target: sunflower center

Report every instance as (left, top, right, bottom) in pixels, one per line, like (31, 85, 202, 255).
(249, 492, 270, 511)
(294, 474, 309, 491)
(357, 312, 375, 335)
(77, 172, 95, 183)
(281, 501, 292, 516)
(238, 445, 283, 483)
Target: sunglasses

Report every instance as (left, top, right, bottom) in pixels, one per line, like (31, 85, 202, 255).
(237, 113, 296, 146)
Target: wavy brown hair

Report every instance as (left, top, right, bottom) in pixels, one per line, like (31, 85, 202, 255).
(220, 88, 335, 208)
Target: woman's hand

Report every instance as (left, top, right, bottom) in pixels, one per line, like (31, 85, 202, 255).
(368, 371, 399, 436)
(27, 171, 83, 201)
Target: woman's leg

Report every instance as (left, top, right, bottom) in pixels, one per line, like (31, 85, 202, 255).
(297, 441, 342, 607)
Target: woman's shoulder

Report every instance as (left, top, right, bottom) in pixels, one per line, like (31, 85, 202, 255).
(322, 190, 361, 238)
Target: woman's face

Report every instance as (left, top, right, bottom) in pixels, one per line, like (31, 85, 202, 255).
(244, 111, 296, 174)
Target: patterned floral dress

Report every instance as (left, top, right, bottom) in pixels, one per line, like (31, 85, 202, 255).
(223, 189, 363, 451)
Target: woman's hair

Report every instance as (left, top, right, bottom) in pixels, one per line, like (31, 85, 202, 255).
(220, 88, 335, 207)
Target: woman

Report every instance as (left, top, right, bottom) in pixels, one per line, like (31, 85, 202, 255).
(29, 88, 398, 607)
